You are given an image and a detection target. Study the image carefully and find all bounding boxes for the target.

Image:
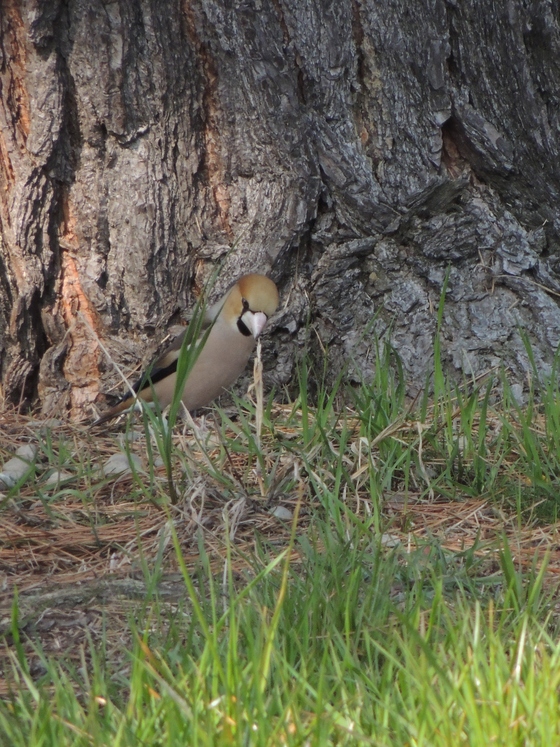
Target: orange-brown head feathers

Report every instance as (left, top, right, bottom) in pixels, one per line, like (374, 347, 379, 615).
(237, 274, 279, 318)
(221, 274, 279, 332)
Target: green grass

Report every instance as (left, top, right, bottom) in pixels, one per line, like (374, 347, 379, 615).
(1, 527, 559, 745)
(3, 329, 560, 744)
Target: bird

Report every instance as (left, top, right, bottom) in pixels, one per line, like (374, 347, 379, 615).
(92, 274, 279, 426)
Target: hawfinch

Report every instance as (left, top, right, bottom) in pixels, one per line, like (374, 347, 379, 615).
(93, 274, 279, 425)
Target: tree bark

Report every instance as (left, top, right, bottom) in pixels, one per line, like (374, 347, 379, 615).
(1, 0, 560, 418)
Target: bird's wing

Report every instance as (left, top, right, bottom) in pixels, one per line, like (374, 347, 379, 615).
(92, 316, 212, 427)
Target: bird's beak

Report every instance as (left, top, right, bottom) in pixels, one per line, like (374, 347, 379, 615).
(244, 311, 268, 339)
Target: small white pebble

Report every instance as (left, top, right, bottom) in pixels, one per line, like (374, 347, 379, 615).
(270, 506, 293, 521)
(118, 429, 144, 446)
(44, 470, 73, 486)
(0, 444, 39, 488)
(380, 533, 401, 548)
(27, 418, 64, 430)
(15, 444, 39, 461)
(510, 383, 524, 405)
(102, 452, 142, 476)
(0, 474, 15, 490)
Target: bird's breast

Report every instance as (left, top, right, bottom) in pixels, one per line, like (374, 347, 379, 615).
(180, 321, 256, 412)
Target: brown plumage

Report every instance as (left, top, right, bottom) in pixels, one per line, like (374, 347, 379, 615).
(92, 274, 279, 426)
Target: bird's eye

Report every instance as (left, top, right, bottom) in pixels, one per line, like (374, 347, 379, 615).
(242, 298, 249, 312)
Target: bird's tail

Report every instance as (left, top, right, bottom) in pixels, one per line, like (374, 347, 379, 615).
(91, 396, 134, 427)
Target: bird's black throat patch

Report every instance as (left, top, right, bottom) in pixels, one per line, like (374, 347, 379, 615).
(237, 318, 251, 337)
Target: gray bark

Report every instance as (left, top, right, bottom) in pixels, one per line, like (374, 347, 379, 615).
(1, 0, 560, 417)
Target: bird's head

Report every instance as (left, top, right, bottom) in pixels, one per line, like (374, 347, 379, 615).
(222, 274, 279, 339)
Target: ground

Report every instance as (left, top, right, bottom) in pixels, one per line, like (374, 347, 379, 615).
(2, 391, 559, 699)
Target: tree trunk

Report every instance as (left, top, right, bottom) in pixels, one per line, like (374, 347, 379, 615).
(2, 0, 560, 418)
